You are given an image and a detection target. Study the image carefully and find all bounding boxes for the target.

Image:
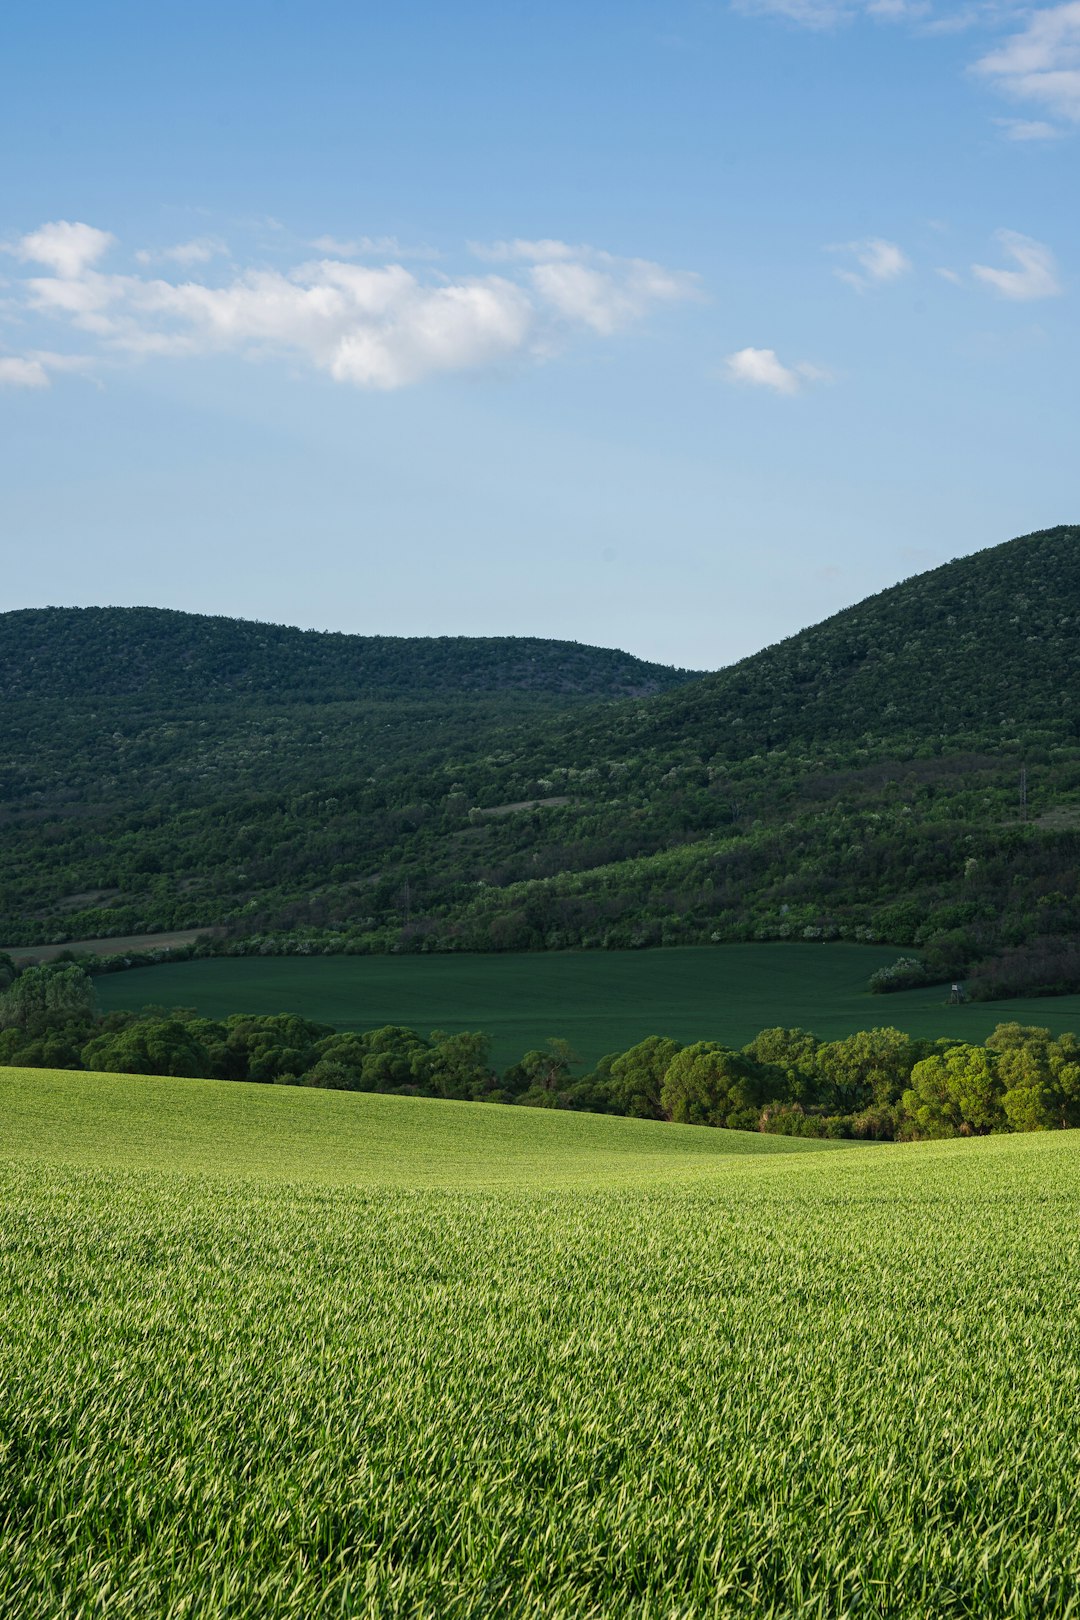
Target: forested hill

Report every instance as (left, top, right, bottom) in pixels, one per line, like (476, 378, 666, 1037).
(6, 525, 1080, 997)
(0, 607, 698, 703)
(572, 523, 1080, 759)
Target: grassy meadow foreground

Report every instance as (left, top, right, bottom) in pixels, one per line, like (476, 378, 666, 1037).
(90, 942, 1080, 1071)
(3, 1070, 1080, 1617)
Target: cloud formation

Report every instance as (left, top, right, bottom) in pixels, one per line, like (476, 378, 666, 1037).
(2, 224, 699, 391)
(975, 3, 1080, 124)
(971, 229, 1062, 298)
(724, 346, 828, 393)
(829, 237, 912, 291)
(14, 220, 115, 279)
(0, 356, 50, 388)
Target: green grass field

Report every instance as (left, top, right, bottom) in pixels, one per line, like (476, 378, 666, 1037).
(95, 942, 1080, 1069)
(0, 1066, 838, 1189)
(3, 1067, 1080, 1616)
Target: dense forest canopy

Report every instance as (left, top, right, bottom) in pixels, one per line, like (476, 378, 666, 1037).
(0, 607, 699, 703)
(3, 525, 1080, 996)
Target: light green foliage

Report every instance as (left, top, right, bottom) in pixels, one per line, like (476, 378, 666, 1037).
(903, 1044, 1006, 1136)
(987, 1024, 1080, 1132)
(2, 1072, 1080, 1616)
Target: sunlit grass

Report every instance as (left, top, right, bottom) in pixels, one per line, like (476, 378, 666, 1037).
(3, 1069, 1079, 1616)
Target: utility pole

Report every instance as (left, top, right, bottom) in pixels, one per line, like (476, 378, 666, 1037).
(403, 878, 411, 926)
(1019, 763, 1028, 823)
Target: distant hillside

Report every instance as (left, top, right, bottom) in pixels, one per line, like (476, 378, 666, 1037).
(561, 523, 1080, 759)
(0, 607, 697, 703)
(5, 527, 1080, 1000)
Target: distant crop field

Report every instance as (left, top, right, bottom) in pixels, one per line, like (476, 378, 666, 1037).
(94, 942, 1080, 1069)
(3, 1070, 1079, 1617)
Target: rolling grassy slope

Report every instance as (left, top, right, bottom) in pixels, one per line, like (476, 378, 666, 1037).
(93, 941, 1080, 1070)
(0, 1066, 834, 1188)
(3, 1074, 1079, 1616)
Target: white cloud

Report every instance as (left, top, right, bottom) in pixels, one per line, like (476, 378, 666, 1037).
(935, 266, 964, 283)
(975, 3, 1080, 121)
(829, 237, 912, 291)
(971, 229, 1062, 298)
(530, 257, 699, 334)
(4, 221, 699, 391)
(724, 346, 828, 394)
(0, 355, 49, 388)
(995, 115, 1064, 138)
(0, 349, 92, 388)
(13, 220, 115, 279)
(135, 236, 228, 266)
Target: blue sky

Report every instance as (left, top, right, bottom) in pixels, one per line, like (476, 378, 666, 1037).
(1, 0, 1077, 668)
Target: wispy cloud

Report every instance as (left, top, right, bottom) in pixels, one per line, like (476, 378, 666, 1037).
(310, 235, 441, 261)
(134, 236, 229, 267)
(828, 237, 912, 291)
(994, 115, 1064, 139)
(971, 229, 1062, 298)
(2, 221, 700, 391)
(975, 3, 1080, 123)
(733, 0, 938, 28)
(735, 1, 1073, 138)
(0, 349, 94, 388)
(723, 346, 829, 394)
(0, 355, 50, 388)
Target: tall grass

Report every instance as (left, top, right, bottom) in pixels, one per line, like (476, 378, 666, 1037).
(2, 1074, 1079, 1616)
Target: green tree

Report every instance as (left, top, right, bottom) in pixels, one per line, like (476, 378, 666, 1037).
(741, 1028, 821, 1103)
(606, 1036, 683, 1119)
(0, 964, 96, 1031)
(661, 1043, 775, 1128)
(415, 1030, 495, 1100)
(987, 1023, 1080, 1130)
(816, 1027, 915, 1111)
(81, 1017, 213, 1078)
(902, 1045, 1005, 1137)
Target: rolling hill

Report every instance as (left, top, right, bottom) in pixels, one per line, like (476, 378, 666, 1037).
(3, 526, 1080, 994)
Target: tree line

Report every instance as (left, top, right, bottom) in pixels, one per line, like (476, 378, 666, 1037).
(3, 959, 1078, 1140)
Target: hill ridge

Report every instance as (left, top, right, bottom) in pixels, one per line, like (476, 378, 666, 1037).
(0, 605, 700, 704)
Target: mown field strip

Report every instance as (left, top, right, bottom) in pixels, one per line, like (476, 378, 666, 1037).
(3, 1073, 1080, 1617)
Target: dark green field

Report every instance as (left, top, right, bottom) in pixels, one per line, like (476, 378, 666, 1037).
(93, 943, 1080, 1068)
